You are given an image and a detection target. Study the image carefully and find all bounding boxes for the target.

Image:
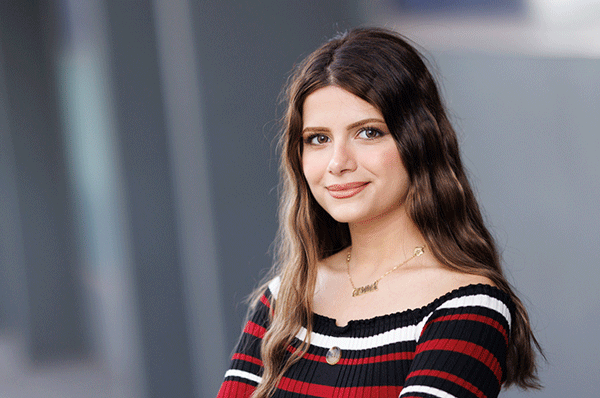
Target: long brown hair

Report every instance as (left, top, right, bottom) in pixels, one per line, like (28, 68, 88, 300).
(250, 27, 542, 398)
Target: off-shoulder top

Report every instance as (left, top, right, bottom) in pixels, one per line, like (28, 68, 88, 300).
(217, 277, 513, 398)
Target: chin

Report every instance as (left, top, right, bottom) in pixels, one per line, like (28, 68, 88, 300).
(326, 209, 371, 224)
(319, 200, 379, 224)
(326, 203, 406, 226)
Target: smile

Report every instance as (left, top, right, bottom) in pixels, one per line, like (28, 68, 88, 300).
(326, 182, 369, 199)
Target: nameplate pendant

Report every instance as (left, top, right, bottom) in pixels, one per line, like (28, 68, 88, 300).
(352, 280, 378, 297)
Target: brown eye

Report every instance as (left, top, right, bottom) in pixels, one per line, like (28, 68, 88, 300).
(305, 134, 330, 145)
(357, 127, 383, 139)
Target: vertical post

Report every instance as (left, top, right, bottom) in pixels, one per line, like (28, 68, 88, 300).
(104, 0, 196, 396)
(0, 0, 88, 362)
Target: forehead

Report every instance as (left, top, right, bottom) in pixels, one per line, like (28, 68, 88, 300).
(302, 86, 383, 128)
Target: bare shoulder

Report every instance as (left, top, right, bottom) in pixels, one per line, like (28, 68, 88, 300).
(451, 272, 496, 288)
(400, 264, 496, 310)
(429, 267, 496, 296)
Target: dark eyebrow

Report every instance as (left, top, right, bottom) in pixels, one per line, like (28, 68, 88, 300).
(346, 118, 386, 130)
(301, 126, 329, 135)
(302, 118, 386, 135)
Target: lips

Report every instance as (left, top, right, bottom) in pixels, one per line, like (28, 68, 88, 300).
(326, 182, 369, 199)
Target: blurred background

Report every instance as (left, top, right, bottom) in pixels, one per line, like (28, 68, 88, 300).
(0, 0, 598, 397)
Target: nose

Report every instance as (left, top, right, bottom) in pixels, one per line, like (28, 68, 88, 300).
(327, 141, 356, 175)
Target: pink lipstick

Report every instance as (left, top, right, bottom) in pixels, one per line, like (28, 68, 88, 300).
(326, 182, 369, 199)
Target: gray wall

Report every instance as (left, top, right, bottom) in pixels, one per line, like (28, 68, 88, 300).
(430, 51, 600, 397)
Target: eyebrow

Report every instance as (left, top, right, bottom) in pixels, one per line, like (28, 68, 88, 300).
(301, 118, 386, 135)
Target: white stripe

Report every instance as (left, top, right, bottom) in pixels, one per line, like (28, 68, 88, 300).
(296, 324, 421, 350)
(415, 293, 512, 339)
(436, 294, 512, 326)
(268, 276, 281, 299)
(400, 385, 458, 398)
(415, 312, 434, 340)
(225, 369, 262, 384)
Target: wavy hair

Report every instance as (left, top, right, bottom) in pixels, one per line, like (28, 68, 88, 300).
(250, 27, 542, 398)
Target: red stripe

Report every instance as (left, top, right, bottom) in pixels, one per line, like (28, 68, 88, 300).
(406, 369, 488, 398)
(424, 313, 509, 345)
(287, 346, 415, 365)
(232, 353, 263, 367)
(216, 380, 255, 398)
(260, 294, 271, 308)
(416, 339, 502, 383)
(244, 321, 266, 339)
(278, 377, 403, 397)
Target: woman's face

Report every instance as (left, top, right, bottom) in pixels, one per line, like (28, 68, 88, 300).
(301, 85, 410, 225)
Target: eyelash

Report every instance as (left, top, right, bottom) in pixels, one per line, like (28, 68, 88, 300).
(303, 133, 329, 145)
(357, 127, 384, 139)
(303, 127, 385, 145)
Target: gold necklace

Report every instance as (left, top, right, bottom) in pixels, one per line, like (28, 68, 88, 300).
(346, 246, 425, 297)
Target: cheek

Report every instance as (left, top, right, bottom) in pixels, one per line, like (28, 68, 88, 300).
(373, 147, 409, 188)
(302, 153, 325, 185)
(371, 146, 404, 169)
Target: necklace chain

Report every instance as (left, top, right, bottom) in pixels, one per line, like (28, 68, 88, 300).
(346, 246, 425, 297)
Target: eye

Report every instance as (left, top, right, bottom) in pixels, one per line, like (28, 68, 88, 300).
(357, 127, 383, 139)
(304, 133, 330, 145)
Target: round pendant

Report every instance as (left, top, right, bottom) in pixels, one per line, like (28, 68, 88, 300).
(326, 346, 341, 365)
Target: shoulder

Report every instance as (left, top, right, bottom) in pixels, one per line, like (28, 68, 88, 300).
(245, 276, 279, 322)
(420, 281, 515, 337)
(267, 276, 281, 300)
(405, 282, 514, 396)
(430, 282, 513, 314)
(433, 273, 500, 305)
(452, 272, 496, 288)
(397, 262, 499, 312)
(431, 272, 512, 317)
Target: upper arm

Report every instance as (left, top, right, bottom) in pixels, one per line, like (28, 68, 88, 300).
(216, 292, 272, 398)
(400, 289, 512, 398)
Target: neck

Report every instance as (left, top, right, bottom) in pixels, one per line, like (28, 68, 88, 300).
(347, 207, 425, 275)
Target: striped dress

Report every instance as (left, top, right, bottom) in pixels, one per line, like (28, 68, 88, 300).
(217, 277, 513, 398)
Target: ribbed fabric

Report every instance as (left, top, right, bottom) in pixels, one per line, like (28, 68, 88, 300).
(217, 278, 513, 398)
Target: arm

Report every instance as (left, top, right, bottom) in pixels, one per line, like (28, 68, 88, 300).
(400, 287, 512, 398)
(216, 292, 272, 398)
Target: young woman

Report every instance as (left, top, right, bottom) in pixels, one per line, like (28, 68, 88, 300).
(217, 27, 541, 398)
